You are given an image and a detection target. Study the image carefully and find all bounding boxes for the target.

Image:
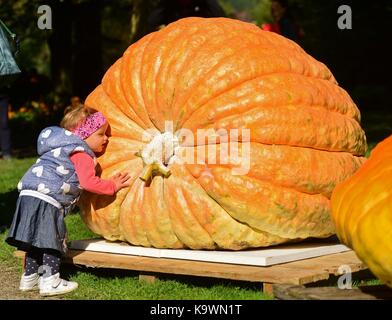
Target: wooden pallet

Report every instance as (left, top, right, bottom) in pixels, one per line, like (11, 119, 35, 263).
(14, 247, 368, 296)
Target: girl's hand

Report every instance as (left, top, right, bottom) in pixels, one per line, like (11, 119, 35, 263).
(111, 172, 131, 192)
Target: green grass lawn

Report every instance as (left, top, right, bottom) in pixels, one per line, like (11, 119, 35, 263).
(0, 157, 272, 300)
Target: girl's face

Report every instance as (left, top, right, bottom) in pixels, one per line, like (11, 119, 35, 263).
(84, 122, 109, 154)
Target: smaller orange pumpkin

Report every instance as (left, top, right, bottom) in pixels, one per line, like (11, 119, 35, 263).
(331, 135, 392, 287)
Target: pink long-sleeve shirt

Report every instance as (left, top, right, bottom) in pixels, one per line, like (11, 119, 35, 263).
(70, 152, 116, 195)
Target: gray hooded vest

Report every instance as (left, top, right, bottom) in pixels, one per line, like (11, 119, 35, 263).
(18, 126, 96, 214)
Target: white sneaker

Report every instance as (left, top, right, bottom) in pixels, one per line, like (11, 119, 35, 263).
(39, 273, 78, 297)
(19, 273, 41, 292)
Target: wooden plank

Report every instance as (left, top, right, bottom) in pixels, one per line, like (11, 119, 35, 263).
(139, 274, 158, 283)
(271, 251, 367, 284)
(285, 251, 365, 274)
(13, 249, 368, 286)
(14, 251, 24, 259)
(63, 250, 322, 284)
(273, 284, 392, 300)
(262, 283, 275, 296)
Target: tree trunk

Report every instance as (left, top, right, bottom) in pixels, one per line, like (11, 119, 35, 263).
(48, 0, 73, 102)
(131, 0, 157, 43)
(73, 0, 103, 101)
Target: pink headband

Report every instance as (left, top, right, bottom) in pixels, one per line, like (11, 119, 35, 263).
(72, 112, 107, 139)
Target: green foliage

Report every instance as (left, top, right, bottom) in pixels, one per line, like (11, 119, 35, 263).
(251, 0, 273, 25)
(220, 0, 271, 24)
(9, 107, 62, 149)
(0, 1, 51, 76)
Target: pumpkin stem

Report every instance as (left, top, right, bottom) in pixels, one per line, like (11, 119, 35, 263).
(137, 131, 178, 182)
(140, 163, 171, 182)
(140, 164, 154, 182)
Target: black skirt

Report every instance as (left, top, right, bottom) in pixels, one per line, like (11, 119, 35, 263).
(6, 195, 67, 254)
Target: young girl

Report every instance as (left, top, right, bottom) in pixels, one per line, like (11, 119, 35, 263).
(6, 105, 131, 296)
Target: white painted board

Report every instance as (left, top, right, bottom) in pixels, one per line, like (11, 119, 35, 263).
(69, 239, 351, 267)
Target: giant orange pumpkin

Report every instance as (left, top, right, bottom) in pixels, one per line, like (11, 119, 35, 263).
(331, 135, 392, 287)
(80, 17, 367, 250)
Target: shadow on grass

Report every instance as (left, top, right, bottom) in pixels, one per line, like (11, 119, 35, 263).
(0, 189, 18, 233)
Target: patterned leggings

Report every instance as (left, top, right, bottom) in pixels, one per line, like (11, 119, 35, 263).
(24, 248, 62, 277)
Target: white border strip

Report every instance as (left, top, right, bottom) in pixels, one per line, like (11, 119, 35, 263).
(20, 190, 62, 209)
(70, 239, 351, 267)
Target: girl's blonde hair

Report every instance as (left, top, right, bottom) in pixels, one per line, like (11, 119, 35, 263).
(60, 104, 98, 131)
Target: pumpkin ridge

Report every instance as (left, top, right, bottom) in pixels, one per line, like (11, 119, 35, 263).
(119, 180, 142, 245)
(98, 158, 141, 174)
(182, 73, 360, 129)
(208, 18, 322, 71)
(132, 179, 152, 246)
(193, 166, 334, 239)
(97, 138, 145, 167)
(80, 161, 138, 239)
(164, 177, 200, 249)
(186, 162, 330, 200)
(185, 83, 360, 128)
(177, 141, 365, 198)
(164, 170, 215, 249)
(185, 143, 364, 197)
(102, 59, 147, 129)
(176, 180, 217, 248)
(181, 128, 365, 156)
(170, 32, 247, 125)
(178, 69, 353, 131)
(139, 31, 163, 132)
(140, 180, 165, 247)
(186, 160, 333, 200)
(141, 26, 185, 131)
(190, 105, 366, 155)
(121, 32, 160, 131)
(169, 21, 271, 127)
(172, 41, 263, 130)
(156, 19, 221, 129)
(157, 177, 185, 248)
(86, 85, 151, 142)
(200, 102, 362, 134)
(203, 165, 347, 198)
(173, 22, 337, 129)
(181, 165, 289, 248)
(135, 19, 333, 130)
(186, 165, 330, 240)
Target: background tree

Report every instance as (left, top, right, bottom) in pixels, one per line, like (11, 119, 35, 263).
(130, 0, 158, 43)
